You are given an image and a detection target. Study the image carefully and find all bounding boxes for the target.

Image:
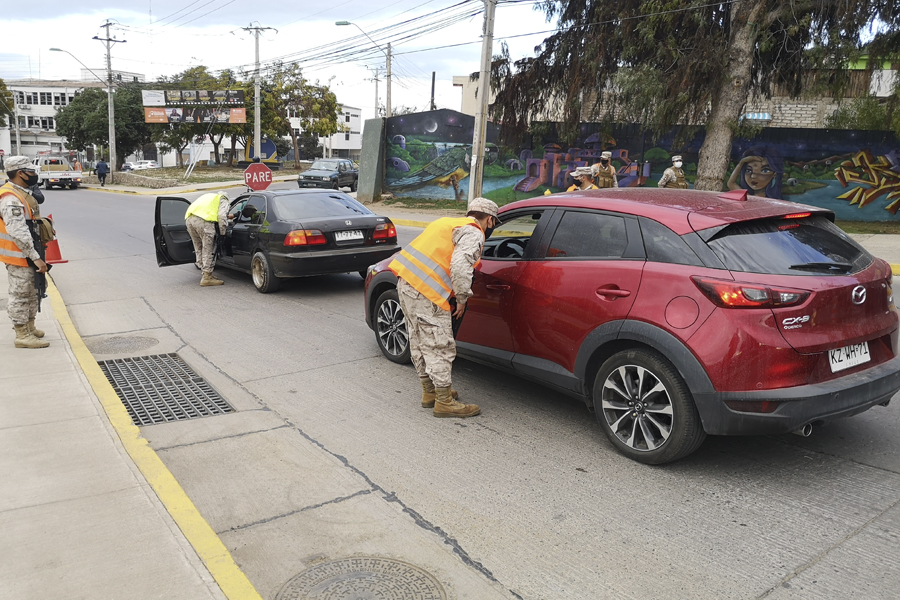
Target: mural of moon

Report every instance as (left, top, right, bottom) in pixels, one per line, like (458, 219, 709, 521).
(424, 119, 438, 133)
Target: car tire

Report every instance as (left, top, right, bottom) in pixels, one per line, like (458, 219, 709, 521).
(374, 288, 410, 364)
(44, 180, 53, 190)
(332, 181, 339, 190)
(351, 179, 358, 192)
(251, 251, 281, 293)
(593, 348, 706, 465)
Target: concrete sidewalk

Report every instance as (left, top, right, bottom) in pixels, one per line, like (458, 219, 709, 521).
(0, 281, 251, 600)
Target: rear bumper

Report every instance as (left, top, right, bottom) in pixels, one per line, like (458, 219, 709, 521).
(269, 245, 399, 278)
(696, 355, 900, 435)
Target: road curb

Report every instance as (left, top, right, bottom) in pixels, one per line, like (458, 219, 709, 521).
(46, 277, 263, 600)
(391, 218, 432, 228)
(893, 264, 900, 275)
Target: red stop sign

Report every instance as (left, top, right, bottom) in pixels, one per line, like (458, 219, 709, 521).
(244, 162, 273, 191)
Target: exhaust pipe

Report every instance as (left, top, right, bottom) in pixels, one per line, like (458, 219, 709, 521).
(792, 423, 813, 437)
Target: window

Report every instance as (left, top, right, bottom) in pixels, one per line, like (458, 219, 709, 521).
(27, 116, 41, 128)
(547, 211, 628, 259)
(482, 211, 545, 259)
(231, 196, 268, 225)
(639, 217, 703, 266)
(41, 117, 55, 130)
(273, 193, 372, 220)
(18, 116, 26, 128)
(53, 93, 68, 106)
(345, 133, 350, 141)
(14, 91, 24, 103)
(345, 114, 351, 122)
(25, 92, 38, 105)
(39, 92, 52, 105)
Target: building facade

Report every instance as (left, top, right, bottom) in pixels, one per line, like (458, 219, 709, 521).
(289, 104, 362, 161)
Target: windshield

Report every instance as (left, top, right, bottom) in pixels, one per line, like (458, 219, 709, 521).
(310, 160, 340, 171)
(274, 193, 372, 220)
(705, 215, 872, 275)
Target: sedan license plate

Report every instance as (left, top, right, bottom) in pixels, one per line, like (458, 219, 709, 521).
(335, 230, 364, 242)
(828, 342, 870, 373)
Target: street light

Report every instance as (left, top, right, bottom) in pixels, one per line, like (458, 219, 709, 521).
(51, 47, 116, 173)
(336, 21, 391, 118)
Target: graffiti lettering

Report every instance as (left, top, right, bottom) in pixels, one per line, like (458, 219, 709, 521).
(835, 149, 900, 213)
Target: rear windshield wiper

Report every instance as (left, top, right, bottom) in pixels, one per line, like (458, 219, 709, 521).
(789, 261, 853, 273)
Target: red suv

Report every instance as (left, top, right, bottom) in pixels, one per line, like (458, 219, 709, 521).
(364, 189, 900, 464)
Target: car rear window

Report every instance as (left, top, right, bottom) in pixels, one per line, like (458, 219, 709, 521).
(705, 215, 872, 275)
(274, 193, 372, 220)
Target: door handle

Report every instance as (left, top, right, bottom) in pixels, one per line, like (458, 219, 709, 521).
(596, 287, 631, 298)
(485, 284, 511, 291)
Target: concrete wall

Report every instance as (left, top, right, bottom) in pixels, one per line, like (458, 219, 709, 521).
(357, 118, 386, 204)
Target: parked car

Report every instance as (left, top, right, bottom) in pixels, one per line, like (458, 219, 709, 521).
(135, 160, 160, 170)
(363, 188, 900, 464)
(122, 162, 137, 172)
(34, 155, 82, 190)
(154, 189, 399, 293)
(298, 158, 358, 191)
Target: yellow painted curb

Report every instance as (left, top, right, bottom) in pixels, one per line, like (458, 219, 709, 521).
(893, 264, 900, 275)
(47, 278, 263, 600)
(391, 218, 432, 228)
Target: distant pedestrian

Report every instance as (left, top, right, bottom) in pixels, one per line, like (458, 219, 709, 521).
(567, 166, 598, 192)
(591, 151, 618, 188)
(184, 190, 234, 287)
(73, 158, 83, 172)
(0, 156, 49, 349)
(96, 158, 109, 186)
(658, 155, 689, 189)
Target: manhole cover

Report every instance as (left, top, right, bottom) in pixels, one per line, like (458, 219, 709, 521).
(86, 335, 159, 354)
(97, 353, 234, 426)
(276, 556, 447, 600)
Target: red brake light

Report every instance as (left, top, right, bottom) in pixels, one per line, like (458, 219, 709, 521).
(285, 229, 327, 246)
(782, 212, 811, 219)
(373, 222, 397, 240)
(692, 277, 809, 309)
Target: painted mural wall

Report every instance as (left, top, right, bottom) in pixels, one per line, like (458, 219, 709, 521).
(383, 110, 900, 221)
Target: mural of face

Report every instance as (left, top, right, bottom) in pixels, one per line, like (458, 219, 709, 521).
(742, 156, 776, 195)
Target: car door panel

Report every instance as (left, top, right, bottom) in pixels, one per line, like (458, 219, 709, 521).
(230, 195, 267, 270)
(153, 196, 195, 266)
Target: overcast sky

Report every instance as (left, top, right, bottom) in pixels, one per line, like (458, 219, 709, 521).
(0, 0, 555, 121)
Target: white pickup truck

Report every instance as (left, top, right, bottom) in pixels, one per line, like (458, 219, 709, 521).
(35, 156, 82, 190)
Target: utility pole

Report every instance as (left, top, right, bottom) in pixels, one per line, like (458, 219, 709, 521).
(468, 0, 497, 202)
(93, 22, 125, 179)
(242, 24, 275, 161)
(370, 67, 381, 118)
(13, 103, 22, 155)
(430, 72, 436, 111)
(386, 43, 392, 118)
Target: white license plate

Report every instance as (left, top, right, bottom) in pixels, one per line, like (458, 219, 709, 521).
(335, 230, 364, 242)
(828, 342, 870, 373)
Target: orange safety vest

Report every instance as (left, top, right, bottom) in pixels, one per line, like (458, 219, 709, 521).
(0, 183, 35, 267)
(389, 217, 483, 311)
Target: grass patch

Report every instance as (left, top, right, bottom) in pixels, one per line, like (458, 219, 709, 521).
(835, 220, 900, 235)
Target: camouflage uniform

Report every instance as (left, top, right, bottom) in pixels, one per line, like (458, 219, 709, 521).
(397, 221, 485, 388)
(186, 215, 219, 274)
(0, 185, 41, 326)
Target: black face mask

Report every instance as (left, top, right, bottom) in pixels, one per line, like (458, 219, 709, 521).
(600, 159, 609, 165)
(21, 171, 39, 187)
(484, 226, 495, 239)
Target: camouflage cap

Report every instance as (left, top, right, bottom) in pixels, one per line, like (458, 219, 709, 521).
(468, 197, 499, 218)
(5, 156, 35, 172)
(601, 151, 612, 159)
(672, 155, 683, 162)
(572, 166, 593, 178)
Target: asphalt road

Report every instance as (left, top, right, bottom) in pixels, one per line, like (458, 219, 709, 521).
(45, 184, 900, 600)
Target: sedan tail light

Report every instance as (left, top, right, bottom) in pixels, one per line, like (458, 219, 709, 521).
(285, 229, 327, 246)
(373, 222, 397, 241)
(692, 276, 810, 308)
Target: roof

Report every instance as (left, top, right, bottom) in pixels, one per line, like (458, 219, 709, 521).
(502, 188, 830, 235)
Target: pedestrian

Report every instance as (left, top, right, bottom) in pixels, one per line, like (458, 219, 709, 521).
(184, 190, 234, 287)
(0, 156, 49, 349)
(96, 158, 109, 186)
(566, 166, 598, 192)
(658, 155, 690, 189)
(388, 197, 500, 418)
(591, 151, 618, 188)
(73, 158, 83, 172)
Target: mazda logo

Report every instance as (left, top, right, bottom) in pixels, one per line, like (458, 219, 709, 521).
(851, 285, 867, 305)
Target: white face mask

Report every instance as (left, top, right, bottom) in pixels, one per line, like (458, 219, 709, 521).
(674, 161, 683, 168)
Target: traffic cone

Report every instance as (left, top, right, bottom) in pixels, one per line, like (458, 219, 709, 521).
(44, 214, 68, 264)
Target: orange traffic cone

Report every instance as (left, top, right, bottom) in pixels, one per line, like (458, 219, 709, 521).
(44, 214, 68, 264)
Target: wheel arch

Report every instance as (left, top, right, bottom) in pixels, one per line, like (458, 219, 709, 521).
(366, 272, 398, 330)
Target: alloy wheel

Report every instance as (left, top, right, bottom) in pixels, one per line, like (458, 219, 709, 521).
(376, 297, 408, 357)
(601, 364, 674, 452)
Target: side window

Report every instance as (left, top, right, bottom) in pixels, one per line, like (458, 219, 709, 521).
(234, 196, 267, 224)
(547, 211, 628, 259)
(639, 217, 703, 266)
(482, 211, 545, 260)
(159, 199, 189, 226)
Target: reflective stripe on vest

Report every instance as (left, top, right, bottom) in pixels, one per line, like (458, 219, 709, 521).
(388, 217, 482, 311)
(185, 193, 222, 222)
(0, 184, 34, 267)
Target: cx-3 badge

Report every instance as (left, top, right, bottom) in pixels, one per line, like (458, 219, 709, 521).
(851, 285, 867, 305)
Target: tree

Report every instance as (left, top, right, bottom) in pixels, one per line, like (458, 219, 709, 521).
(826, 95, 900, 136)
(56, 84, 152, 167)
(491, 0, 900, 191)
(0, 78, 13, 129)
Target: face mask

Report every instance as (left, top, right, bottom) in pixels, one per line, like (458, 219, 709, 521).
(674, 161, 683, 168)
(600, 159, 609, 165)
(22, 172, 39, 187)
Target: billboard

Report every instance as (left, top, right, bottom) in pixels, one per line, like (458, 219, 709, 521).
(142, 89, 247, 123)
(145, 106, 246, 124)
(141, 90, 245, 107)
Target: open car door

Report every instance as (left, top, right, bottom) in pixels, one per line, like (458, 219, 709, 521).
(153, 196, 196, 266)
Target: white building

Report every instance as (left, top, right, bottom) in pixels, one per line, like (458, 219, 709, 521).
(81, 69, 145, 84)
(289, 104, 362, 161)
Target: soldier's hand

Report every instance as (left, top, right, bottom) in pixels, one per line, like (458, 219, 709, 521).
(452, 300, 466, 319)
(34, 259, 48, 274)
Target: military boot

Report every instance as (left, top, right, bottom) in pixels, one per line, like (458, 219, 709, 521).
(200, 273, 224, 286)
(14, 324, 49, 349)
(433, 386, 480, 418)
(420, 377, 459, 408)
(26, 319, 45, 338)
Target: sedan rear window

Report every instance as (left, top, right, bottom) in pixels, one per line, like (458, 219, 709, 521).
(275, 193, 372, 220)
(705, 215, 872, 275)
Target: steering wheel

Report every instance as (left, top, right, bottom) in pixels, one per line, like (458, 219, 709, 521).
(495, 238, 527, 259)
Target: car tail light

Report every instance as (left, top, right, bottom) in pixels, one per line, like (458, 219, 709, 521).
(782, 212, 811, 219)
(692, 277, 810, 308)
(285, 229, 327, 246)
(724, 400, 781, 413)
(373, 222, 397, 240)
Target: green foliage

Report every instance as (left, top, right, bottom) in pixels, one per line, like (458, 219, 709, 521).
(643, 147, 670, 162)
(405, 139, 436, 163)
(0, 78, 12, 128)
(825, 95, 895, 133)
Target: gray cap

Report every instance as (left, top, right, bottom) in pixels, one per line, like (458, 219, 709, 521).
(467, 197, 499, 218)
(572, 166, 593, 178)
(5, 156, 35, 172)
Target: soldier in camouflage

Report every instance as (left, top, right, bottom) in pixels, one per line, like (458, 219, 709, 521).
(1, 156, 49, 349)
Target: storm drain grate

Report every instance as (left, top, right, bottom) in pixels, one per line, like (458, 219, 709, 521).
(98, 353, 234, 426)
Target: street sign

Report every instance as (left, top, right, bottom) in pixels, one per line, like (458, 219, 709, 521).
(244, 162, 273, 191)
